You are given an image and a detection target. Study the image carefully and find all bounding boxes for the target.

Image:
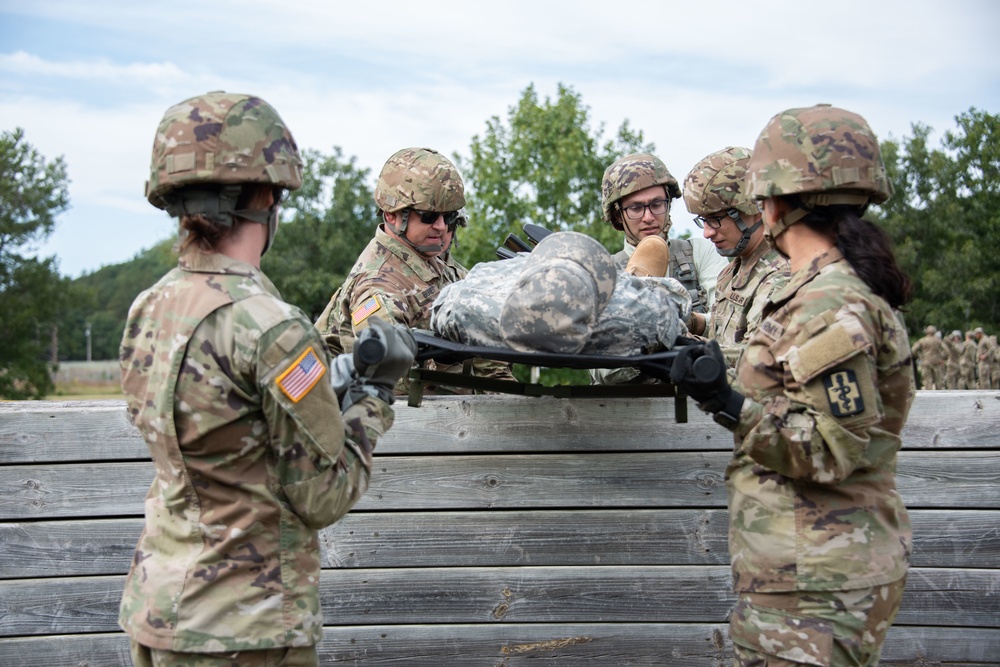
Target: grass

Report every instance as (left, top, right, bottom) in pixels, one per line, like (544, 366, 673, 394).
(47, 381, 124, 401)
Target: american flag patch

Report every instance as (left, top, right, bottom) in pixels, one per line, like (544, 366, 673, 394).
(276, 347, 327, 403)
(351, 295, 382, 325)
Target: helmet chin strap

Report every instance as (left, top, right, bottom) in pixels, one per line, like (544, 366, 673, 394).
(720, 210, 762, 258)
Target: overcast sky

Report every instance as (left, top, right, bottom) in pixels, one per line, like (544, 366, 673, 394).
(2, 0, 999, 277)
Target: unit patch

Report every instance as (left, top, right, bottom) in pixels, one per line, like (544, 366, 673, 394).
(352, 295, 382, 326)
(823, 369, 865, 417)
(276, 347, 326, 403)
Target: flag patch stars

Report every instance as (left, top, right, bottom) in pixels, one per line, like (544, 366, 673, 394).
(352, 295, 382, 326)
(277, 347, 326, 402)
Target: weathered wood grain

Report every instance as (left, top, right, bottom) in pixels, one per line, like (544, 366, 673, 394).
(3, 509, 995, 579)
(0, 625, 997, 666)
(3, 391, 999, 464)
(3, 450, 998, 521)
(1, 567, 996, 637)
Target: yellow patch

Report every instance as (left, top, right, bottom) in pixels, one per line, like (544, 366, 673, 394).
(352, 295, 382, 326)
(276, 347, 326, 403)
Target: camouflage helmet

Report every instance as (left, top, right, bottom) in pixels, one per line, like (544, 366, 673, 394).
(374, 147, 465, 214)
(683, 147, 759, 218)
(746, 104, 892, 207)
(602, 153, 681, 230)
(146, 92, 302, 210)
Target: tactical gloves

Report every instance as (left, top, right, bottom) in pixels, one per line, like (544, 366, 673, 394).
(331, 318, 417, 409)
(669, 340, 745, 429)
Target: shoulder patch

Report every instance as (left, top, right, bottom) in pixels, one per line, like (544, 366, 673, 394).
(352, 295, 382, 326)
(823, 369, 865, 417)
(276, 347, 326, 403)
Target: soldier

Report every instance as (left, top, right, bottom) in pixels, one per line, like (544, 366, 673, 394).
(960, 330, 978, 389)
(975, 327, 993, 389)
(316, 147, 514, 394)
(682, 146, 789, 371)
(991, 335, 1000, 389)
(911, 325, 948, 389)
(120, 92, 415, 667)
(600, 152, 729, 336)
(944, 330, 964, 389)
(667, 104, 914, 666)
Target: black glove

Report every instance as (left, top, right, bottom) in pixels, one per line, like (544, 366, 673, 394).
(331, 318, 417, 409)
(669, 340, 745, 429)
(354, 318, 417, 398)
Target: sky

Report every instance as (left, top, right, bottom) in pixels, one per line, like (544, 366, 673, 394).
(2, 0, 999, 278)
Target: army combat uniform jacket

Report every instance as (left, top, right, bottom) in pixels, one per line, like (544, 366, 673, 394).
(317, 226, 514, 392)
(119, 249, 393, 652)
(707, 237, 788, 371)
(729, 248, 914, 593)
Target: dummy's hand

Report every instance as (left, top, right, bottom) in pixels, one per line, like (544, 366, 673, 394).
(354, 318, 417, 396)
(669, 340, 745, 429)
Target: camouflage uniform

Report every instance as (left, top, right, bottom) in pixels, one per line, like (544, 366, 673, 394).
(992, 336, 1000, 389)
(431, 231, 690, 355)
(944, 330, 963, 389)
(730, 249, 914, 664)
(911, 327, 948, 390)
(960, 332, 978, 389)
(729, 104, 914, 666)
(120, 92, 394, 661)
(120, 250, 391, 653)
(682, 146, 790, 371)
(976, 330, 994, 389)
(317, 229, 514, 394)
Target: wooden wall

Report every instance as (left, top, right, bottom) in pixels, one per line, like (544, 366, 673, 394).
(2, 392, 999, 665)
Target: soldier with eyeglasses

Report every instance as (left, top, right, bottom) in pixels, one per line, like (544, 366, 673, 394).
(683, 147, 789, 370)
(600, 153, 729, 335)
(317, 147, 514, 394)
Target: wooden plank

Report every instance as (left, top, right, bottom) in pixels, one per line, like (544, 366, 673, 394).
(4, 509, 995, 579)
(1, 625, 998, 666)
(1, 567, 995, 637)
(3, 391, 999, 464)
(3, 509, 996, 579)
(3, 450, 999, 521)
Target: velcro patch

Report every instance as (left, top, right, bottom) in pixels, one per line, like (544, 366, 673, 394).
(276, 347, 326, 403)
(759, 317, 784, 340)
(823, 369, 865, 417)
(352, 295, 382, 326)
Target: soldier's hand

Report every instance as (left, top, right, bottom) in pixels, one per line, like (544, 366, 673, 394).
(355, 318, 417, 396)
(669, 340, 745, 429)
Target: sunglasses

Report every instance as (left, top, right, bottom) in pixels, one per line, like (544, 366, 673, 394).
(413, 210, 462, 226)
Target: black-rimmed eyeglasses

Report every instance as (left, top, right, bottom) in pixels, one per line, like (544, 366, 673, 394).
(621, 199, 669, 221)
(693, 210, 737, 229)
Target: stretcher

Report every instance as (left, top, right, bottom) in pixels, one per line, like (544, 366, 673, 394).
(408, 330, 694, 422)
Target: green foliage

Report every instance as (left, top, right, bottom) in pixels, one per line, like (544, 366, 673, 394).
(62, 238, 177, 361)
(876, 107, 1000, 337)
(0, 128, 70, 398)
(453, 83, 653, 269)
(263, 147, 377, 320)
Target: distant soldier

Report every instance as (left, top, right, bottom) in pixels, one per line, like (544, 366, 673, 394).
(960, 331, 978, 389)
(911, 325, 948, 389)
(944, 330, 963, 389)
(974, 327, 993, 389)
(316, 147, 515, 395)
(682, 146, 789, 370)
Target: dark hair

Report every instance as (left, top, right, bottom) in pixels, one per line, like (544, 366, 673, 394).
(794, 199, 912, 309)
(176, 184, 274, 253)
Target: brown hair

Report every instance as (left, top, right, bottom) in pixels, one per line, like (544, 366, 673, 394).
(177, 184, 274, 253)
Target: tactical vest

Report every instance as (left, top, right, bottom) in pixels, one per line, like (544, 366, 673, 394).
(668, 238, 708, 313)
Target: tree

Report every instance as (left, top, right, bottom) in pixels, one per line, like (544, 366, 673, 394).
(877, 107, 1000, 336)
(263, 147, 377, 320)
(453, 83, 653, 268)
(0, 128, 69, 399)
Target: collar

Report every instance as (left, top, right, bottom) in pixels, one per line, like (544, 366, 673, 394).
(177, 248, 280, 295)
(768, 246, 845, 305)
(376, 225, 457, 282)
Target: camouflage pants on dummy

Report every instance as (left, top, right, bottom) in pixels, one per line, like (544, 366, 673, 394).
(729, 578, 906, 667)
(130, 641, 318, 667)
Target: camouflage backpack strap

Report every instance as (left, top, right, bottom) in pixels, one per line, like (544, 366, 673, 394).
(668, 237, 708, 313)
